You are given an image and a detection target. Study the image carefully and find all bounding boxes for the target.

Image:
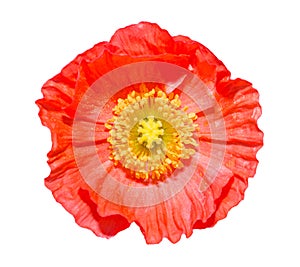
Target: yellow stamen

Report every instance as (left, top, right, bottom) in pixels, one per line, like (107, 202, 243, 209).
(105, 84, 198, 181)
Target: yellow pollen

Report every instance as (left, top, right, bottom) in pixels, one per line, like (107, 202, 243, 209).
(137, 116, 164, 149)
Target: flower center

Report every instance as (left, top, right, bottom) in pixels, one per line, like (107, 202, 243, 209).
(105, 84, 198, 181)
(137, 116, 164, 149)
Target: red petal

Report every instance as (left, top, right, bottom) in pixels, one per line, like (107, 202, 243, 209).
(110, 22, 174, 56)
(217, 78, 252, 97)
(133, 179, 207, 244)
(77, 189, 130, 237)
(194, 174, 248, 229)
(194, 79, 262, 229)
(45, 145, 131, 238)
(173, 35, 231, 86)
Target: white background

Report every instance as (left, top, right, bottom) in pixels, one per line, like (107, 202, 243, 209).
(1, 0, 299, 266)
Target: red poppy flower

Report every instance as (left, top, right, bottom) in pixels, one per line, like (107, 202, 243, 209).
(36, 22, 263, 244)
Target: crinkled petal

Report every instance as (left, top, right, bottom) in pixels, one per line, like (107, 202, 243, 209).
(45, 144, 131, 238)
(193, 79, 263, 229)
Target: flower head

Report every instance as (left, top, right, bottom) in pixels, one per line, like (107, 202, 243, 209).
(36, 22, 263, 244)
